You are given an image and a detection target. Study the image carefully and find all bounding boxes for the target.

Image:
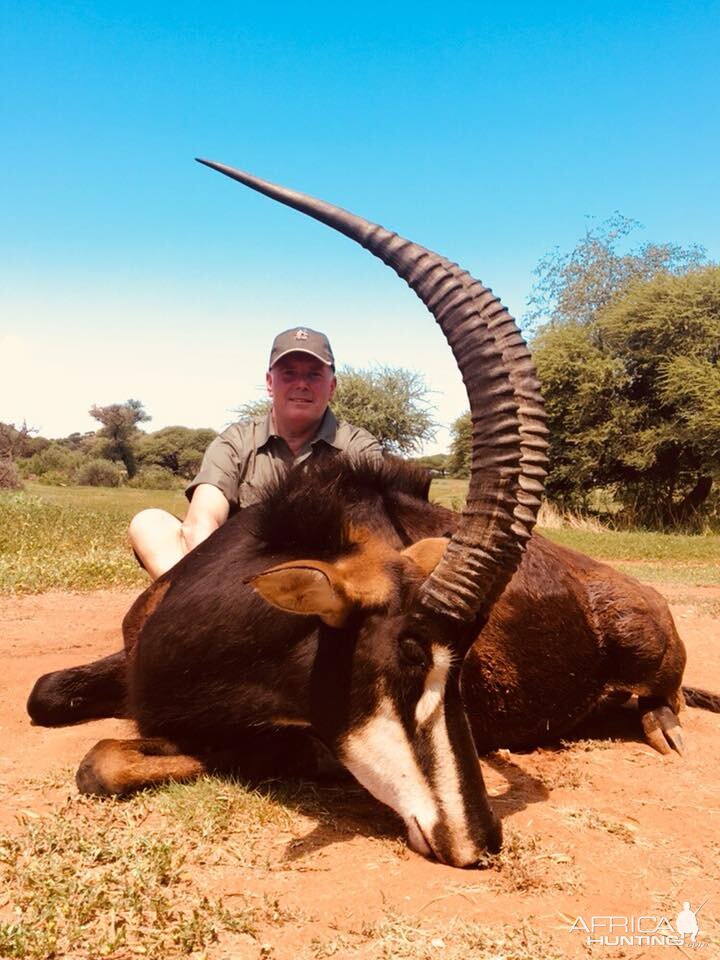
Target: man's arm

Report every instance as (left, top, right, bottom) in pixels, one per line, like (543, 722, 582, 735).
(181, 483, 230, 552)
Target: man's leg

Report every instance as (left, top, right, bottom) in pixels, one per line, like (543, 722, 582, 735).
(128, 509, 186, 580)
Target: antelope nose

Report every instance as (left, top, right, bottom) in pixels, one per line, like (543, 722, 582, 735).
(484, 816, 503, 855)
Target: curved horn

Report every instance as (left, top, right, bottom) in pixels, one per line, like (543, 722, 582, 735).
(197, 159, 548, 621)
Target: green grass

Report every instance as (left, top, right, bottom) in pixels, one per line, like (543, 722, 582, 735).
(0, 777, 314, 959)
(428, 478, 469, 510)
(22, 481, 187, 515)
(0, 484, 188, 593)
(0, 770, 583, 959)
(1, 481, 718, 593)
(429, 479, 719, 586)
(542, 529, 720, 586)
(541, 527, 720, 562)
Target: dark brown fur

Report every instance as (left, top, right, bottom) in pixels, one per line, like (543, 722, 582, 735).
(28, 458, 715, 796)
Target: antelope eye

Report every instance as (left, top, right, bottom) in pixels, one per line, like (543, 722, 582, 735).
(399, 637, 429, 668)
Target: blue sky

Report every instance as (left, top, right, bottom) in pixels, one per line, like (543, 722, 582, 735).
(2, 1, 719, 453)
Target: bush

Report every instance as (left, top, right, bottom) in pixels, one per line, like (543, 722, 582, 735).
(18, 443, 83, 483)
(126, 466, 183, 490)
(135, 426, 217, 479)
(75, 459, 125, 487)
(0, 459, 22, 490)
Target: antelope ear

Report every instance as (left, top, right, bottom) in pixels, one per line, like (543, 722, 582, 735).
(401, 538, 450, 576)
(249, 561, 351, 627)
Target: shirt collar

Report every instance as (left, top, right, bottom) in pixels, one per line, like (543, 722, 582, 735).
(311, 408, 341, 449)
(254, 408, 341, 451)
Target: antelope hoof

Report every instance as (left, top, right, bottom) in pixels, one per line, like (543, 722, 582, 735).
(76, 754, 113, 796)
(75, 738, 125, 796)
(641, 706, 685, 757)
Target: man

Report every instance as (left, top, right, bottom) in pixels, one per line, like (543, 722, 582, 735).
(129, 327, 382, 579)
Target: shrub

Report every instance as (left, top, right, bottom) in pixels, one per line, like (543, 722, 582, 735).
(127, 466, 183, 490)
(18, 443, 83, 483)
(75, 459, 124, 487)
(0, 459, 22, 490)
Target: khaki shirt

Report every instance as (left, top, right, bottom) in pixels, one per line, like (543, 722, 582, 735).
(186, 409, 382, 510)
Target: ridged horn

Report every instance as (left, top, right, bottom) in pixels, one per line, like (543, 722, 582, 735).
(197, 158, 548, 622)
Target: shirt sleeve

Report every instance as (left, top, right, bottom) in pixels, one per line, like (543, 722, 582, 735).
(185, 426, 248, 507)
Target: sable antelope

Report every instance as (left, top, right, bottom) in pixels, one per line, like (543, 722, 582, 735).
(28, 163, 712, 867)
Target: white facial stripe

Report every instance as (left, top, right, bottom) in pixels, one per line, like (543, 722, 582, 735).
(418, 645, 477, 864)
(339, 696, 438, 834)
(428, 700, 477, 865)
(415, 645, 452, 727)
(340, 661, 481, 866)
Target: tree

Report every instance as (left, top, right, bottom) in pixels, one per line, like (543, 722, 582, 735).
(532, 265, 720, 525)
(234, 397, 272, 420)
(236, 365, 437, 455)
(596, 267, 720, 522)
(136, 426, 218, 479)
(412, 454, 449, 476)
(447, 412, 471, 478)
(525, 213, 707, 333)
(57, 431, 96, 452)
(89, 399, 150, 479)
(0, 421, 33, 490)
(332, 365, 435, 454)
(532, 322, 633, 504)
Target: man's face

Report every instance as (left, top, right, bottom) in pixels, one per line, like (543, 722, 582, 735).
(266, 353, 337, 434)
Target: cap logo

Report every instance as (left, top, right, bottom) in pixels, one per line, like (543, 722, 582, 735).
(295, 329, 309, 341)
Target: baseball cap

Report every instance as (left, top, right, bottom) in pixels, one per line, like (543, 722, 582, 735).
(269, 327, 335, 369)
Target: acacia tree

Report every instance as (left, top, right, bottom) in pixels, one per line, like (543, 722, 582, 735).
(596, 267, 720, 522)
(532, 266, 720, 525)
(431, 219, 719, 524)
(525, 213, 707, 333)
(89, 399, 150, 479)
(235, 364, 436, 455)
(531, 322, 632, 504)
(332, 365, 435, 455)
(522, 214, 718, 526)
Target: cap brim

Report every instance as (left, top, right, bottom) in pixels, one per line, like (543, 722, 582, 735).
(270, 348, 334, 368)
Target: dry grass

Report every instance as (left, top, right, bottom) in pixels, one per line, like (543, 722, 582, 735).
(558, 807, 639, 844)
(477, 828, 580, 895)
(536, 500, 606, 532)
(0, 777, 309, 959)
(0, 766, 591, 959)
(531, 754, 589, 791)
(304, 912, 581, 959)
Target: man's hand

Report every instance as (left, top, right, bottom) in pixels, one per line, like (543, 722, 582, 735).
(180, 484, 230, 552)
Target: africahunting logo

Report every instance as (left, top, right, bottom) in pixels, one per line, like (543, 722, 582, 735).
(569, 898, 708, 948)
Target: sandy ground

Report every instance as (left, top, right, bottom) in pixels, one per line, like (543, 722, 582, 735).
(1, 584, 719, 958)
